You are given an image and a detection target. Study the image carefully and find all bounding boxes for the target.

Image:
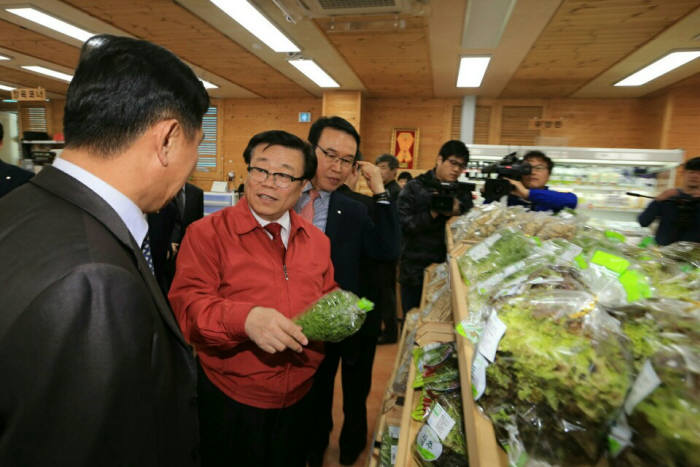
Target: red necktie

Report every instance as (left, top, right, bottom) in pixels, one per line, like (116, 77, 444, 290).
(300, 189, 320, 223)
(264, 222, 286, 261)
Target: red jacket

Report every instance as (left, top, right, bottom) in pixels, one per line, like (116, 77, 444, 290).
(169, 198, 336, 409)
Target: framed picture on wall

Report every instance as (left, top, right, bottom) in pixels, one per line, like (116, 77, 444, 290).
(390, 128, 419, 169)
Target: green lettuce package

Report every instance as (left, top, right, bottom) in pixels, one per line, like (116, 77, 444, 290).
(413, 391, 468, 467)
(294, 289, 373, 342)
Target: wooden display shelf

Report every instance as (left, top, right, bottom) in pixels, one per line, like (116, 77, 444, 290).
(447, 225, 509, 467)
(393, 322, 456, 467)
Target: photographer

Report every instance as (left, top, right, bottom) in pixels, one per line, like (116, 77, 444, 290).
(638, 156, 700, 246)
(397, 140, 474, 313)
(500, 150, 577, 213)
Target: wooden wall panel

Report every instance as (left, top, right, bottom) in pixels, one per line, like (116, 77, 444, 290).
(663, 84, 700, 160)
(322, 91, 364, 135)
(362, 97, 461, 170)
(48, 99, 65, 136)
(501, 106, 542, 145)
(474, 106, 491, 144)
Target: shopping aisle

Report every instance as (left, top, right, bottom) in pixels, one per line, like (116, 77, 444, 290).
(320, 342, 399, 466)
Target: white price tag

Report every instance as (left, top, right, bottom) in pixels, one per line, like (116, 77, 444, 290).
(608, 414, 632, 457)
(427, 402, 456, 442)
(388, 425, 400, 439)
(415, 425, 443, 461)
(390, 445, 397, 465)
(468, 233, 501, 261)
(624, 359, 661, 415)
(477, 311, 507, 363)
(471, 353, 488, 400)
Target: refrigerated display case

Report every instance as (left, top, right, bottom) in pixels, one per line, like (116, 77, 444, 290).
(460, 144, 684, 232)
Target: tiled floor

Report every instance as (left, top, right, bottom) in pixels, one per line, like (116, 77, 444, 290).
(319, 341, 399, 467)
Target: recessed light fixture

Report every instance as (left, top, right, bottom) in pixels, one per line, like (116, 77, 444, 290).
(0, 54, 11, 61)
(21, 65, 73, 82)
(199, 78, 219, 89)
(0, 84, 16, 91)
(210, 0, 299, 53)
(6, 7, 94, 42)
(456, 56, 491, 87)
(615, 50, 700, 86)
(289, 59, 339, 88)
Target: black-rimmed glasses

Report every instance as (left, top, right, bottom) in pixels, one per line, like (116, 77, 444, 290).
(247, 166, 304, 189)
(316, 145, 355, 168)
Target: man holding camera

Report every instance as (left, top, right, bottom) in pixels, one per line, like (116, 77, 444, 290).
(397, 140, 474, 313)
(638, 156, 700, 246)
(502, 150, 577, 213)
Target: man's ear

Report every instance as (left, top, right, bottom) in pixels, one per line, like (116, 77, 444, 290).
(436, 155, 444, 165)
(154, 119, 180, 167)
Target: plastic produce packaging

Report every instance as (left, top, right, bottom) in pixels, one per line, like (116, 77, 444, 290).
(294, 289, 373, 342)
(379, 424, 400, 467)
(413, 391, 468, 467)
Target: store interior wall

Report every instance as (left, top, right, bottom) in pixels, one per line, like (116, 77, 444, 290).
(0, 111, 21, 165)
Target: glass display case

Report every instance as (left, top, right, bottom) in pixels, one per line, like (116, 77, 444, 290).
(460, 144, 684, 231)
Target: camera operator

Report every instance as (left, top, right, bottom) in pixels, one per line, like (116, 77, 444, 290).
(499, 150, 577, 212)
(638, 156, 700, 246)
(397, 140, 474, 313)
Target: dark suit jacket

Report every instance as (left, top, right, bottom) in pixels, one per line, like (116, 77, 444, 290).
(0, 167, 200, 467)
(0, 160, 34, 198)
(325, 189, 400, 337)
(148, 183, 204, 294)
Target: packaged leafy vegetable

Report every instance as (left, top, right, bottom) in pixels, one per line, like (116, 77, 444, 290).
(294, 289, 373, 342)
(413, 391, 468, 467)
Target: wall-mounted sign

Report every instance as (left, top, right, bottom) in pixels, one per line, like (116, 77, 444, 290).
(391, 128, 420, 169)
(10, 87, 46, 101)
(529, 117, 564, 130)
(298, 111, 311, 123)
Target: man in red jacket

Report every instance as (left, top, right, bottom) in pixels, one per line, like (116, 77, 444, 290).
(169, 130, 337, 467)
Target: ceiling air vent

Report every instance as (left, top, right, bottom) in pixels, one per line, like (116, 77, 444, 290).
(293, 0, 419, 16)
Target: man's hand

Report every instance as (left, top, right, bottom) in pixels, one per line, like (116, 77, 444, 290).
(656, 188, 680, 201)
(356, 161, 385, 194)
(244, 306, 308, 353)
(504, 178, 530, 199)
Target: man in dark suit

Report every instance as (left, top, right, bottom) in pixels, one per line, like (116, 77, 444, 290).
(0, 35, 210, 466)
(148, 182, 204, 294)
(297, 116, 400, 465)
(0, 122, 34, 198)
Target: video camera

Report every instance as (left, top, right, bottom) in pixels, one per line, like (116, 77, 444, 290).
(482, 153, 532, 202)
(429, 180, 475, 213)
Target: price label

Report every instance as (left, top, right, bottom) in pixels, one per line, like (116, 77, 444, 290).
(471, 353, 488, 400)
(427, 402, 456, 442)
(624, 359, 661, 415)
(477, 311, 507, 363)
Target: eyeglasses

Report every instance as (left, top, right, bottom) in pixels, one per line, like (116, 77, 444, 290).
(247, 166, 304, 189)
(444, 158, 468, 170)
(530, 165, 549, 172)
(316, 145, 355, 168)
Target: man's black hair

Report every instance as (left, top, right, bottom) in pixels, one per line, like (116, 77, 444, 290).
(243, 130, 316, 180)
(398, 171, 413, 181)
(523, 150, 554, 172)
(307, 116, 361, 160)
(438, 140, 469, 162)
(64, 34, 210, 157)
(376, 153, 399, 170)
(685, 156, 700, 171)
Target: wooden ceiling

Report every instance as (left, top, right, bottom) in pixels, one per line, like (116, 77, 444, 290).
(0, 0, 699, 100)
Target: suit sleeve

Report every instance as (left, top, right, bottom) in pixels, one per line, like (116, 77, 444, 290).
(169, 222, 256, 352)
(638, 200, 661, 227)
(1, 265, 158, 466)
(528, 189, 578, 211)
(362, 200, 401, 261)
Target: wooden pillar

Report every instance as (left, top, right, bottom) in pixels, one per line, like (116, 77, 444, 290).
(321, 91, 364, 136)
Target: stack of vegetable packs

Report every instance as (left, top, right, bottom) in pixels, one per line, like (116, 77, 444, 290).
(452, 207, 699, 467)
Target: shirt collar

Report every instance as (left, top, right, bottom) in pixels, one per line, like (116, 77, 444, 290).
(249, 206, 291, 233)
(52, 157, 148, 246)
(302, 181, 331, 200)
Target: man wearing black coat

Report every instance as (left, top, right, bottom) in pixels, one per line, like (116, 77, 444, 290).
(0, 35, 209, 466)
(397, 140, 474, 313)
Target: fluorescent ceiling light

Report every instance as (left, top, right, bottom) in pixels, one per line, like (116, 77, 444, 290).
(0, 54, 10, 61)
(22, 65, 73, 82)
(289, 59, 339, 88)
(199, 78, 218, 89)
(615, 51, 700, 86)
(456, 56, 491, 87)
(6, 7, 94, 42)
(0, 84, 16, 91)
(210, 0, 299, 53)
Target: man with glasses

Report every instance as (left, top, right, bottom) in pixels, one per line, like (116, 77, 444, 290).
(397, 140, 474, 314)
(299, 116, 400, 466)
(169, 130, 337, 466)
(502, 150, 577, 212)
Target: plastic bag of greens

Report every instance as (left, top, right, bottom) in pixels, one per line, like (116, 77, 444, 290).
(413, 391, 468, 467)
(656, 241, 700, 268)
(379, 424, 400, 467)
(478, 289, 634, 465)
(413, 343, 460, 392)
(294, 289, 373, 342)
